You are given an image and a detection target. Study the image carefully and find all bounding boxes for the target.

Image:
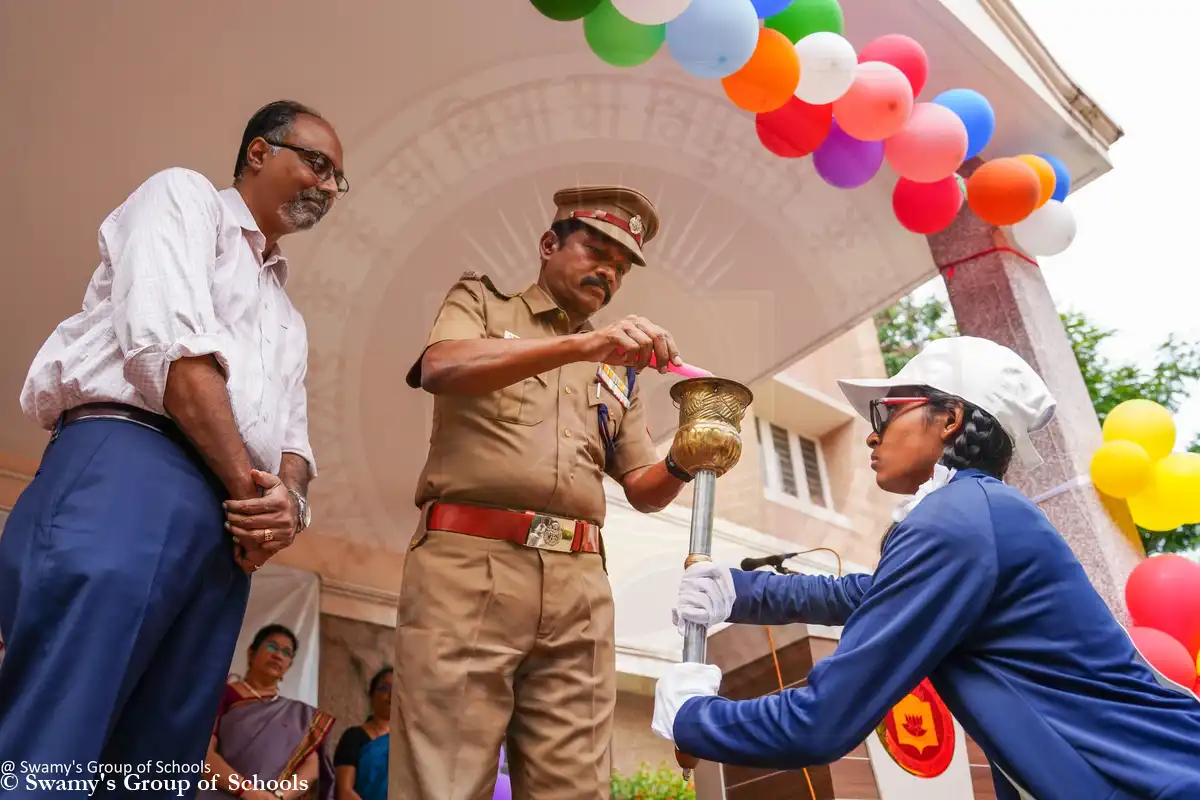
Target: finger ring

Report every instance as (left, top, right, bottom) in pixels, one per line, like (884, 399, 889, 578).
(264, 529, 274, 542)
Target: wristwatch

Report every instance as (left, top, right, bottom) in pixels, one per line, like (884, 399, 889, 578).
(287, 487, 311, 533)
(665, 450, 694, 483)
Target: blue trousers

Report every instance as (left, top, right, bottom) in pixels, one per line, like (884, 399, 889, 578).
(0, 418, 250, 797)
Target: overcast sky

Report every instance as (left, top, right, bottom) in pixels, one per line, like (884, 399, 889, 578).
(919, 0, 1200, 449)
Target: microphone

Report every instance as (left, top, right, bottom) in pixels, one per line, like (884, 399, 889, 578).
(739, 552, 800, 572)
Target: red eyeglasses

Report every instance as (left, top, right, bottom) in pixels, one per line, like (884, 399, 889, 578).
(869, 397, 930, 436)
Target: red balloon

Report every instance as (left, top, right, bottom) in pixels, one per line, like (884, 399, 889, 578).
(1125, 554, 1200, 658)
(755, 97, 834, 158)
(892, 175, 963, 234)
(1128, 627, 1197, 688)
(858, 34, 929, 97)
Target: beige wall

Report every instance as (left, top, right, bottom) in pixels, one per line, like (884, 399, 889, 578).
(666, 319, 897, 570)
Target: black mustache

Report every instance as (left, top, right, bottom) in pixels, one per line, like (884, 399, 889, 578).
(581, 275, 611, 304)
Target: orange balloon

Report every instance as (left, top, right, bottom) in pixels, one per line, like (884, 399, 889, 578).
(966, 158, 1041, 226)
(1015, 154, 1057, 209)
(721, 28, 800, 114)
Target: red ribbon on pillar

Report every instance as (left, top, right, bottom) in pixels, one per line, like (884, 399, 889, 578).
(938, 246, 1039, 281)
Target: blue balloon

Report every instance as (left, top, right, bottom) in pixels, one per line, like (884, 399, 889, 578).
(751, 0, 792, 16)
(1038, 153, 1072, 201)
(932, 88, 995, 160)
(665, 0, 759, 79)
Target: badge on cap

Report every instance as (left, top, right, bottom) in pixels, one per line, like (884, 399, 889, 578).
(629, 215, 644, 236)
(597, 365, 631, 409)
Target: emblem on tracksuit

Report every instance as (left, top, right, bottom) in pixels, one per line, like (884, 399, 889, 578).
(875, 677, 956, 778)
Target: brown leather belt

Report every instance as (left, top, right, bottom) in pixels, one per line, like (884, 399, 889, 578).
(426, 502, 602, 555)
(58, 402, 182, 443)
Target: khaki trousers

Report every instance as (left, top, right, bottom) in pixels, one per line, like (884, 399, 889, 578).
(389, 522, 616, 800)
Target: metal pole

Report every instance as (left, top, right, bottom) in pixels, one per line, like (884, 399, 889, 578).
(678, 468, 716, 781)
(682, 469, 717, 664)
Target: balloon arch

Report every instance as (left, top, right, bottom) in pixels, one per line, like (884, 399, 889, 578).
(530, 0, 1078, 256)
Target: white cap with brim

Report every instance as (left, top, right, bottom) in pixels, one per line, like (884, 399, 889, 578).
(837, 336, 1057, 468)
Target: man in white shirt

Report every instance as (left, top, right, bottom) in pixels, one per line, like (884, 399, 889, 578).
(0, 100, 345, 785)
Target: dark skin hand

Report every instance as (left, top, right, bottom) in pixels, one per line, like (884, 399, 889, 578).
(224, 452, 310, 556)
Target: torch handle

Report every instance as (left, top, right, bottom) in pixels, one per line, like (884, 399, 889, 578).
(677, 468, 717, 781)
(681, 469, 717, 662)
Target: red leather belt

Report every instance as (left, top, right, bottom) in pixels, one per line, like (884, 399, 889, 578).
(426, 502, 602, 555)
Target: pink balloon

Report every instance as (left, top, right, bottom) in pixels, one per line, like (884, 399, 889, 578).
(857, 34, 929, 97)
(832, 62, 914, 142)
(884, 103, 969, 182)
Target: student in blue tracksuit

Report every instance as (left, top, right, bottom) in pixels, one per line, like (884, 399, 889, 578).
(651, 336, 1200, 800)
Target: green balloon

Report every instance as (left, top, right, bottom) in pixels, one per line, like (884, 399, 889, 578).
(764, 0, 844, 44)
(531, 0, 602, 22)
(584, 0, 665, 68)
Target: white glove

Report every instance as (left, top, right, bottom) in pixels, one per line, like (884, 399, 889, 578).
(651, 662, 723, 743)
(671, 561, 736, 636)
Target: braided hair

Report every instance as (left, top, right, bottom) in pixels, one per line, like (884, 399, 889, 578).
(921, 389, 1014, 478)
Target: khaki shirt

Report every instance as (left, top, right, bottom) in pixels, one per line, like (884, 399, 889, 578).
(407, 273, 659, 525)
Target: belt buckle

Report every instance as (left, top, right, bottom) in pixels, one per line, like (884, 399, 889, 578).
(526, 514, 575, 553)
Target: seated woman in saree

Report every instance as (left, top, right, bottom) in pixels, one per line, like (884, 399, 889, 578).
(333, 667, 392, 800)
(204, 624, 336, 800)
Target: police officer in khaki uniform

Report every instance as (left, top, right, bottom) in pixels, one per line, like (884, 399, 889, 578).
(392, 186, 698, 800)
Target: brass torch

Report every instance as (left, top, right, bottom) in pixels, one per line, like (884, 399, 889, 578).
(667, 377, 754, 780)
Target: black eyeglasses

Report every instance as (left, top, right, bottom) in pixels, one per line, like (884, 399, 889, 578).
(869, 397, 930, 437)
(265, 139, 349, 196)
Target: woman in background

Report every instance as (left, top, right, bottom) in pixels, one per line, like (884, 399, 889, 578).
(333, 667, 392, 800)
(204, 624, 336, 800)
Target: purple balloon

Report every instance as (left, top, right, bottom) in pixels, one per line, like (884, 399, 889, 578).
(813, 119, 885, 189)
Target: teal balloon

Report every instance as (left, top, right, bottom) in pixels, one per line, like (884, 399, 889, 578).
(585, 0, 665, 67)
(1038, 153, 1072, 201)
(531, 0, 601, 21)
(764, 0, 844, 44)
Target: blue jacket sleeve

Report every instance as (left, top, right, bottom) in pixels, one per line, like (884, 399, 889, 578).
(673, 485, 998, 768)
(729, 569, 873, 627)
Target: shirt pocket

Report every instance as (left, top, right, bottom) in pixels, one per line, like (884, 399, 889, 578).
(484, 373, 546, 426)
(586, 380, 626, 468)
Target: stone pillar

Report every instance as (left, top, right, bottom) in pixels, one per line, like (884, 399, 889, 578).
(926, 160, 1143, 620)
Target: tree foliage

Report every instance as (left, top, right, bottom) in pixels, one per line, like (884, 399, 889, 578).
(874, 295, 1200, 554)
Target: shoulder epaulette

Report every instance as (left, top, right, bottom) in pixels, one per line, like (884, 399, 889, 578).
(459, 272, 514, 300)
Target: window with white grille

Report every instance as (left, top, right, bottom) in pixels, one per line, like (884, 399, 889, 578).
(756, 417, 831, 509)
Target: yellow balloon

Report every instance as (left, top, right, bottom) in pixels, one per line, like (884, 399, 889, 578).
(1127, 477, 1187, 532)
(1090, 440, 1152, 499)
(1154, 452, 1200, 524)
(1015, 154, 1056, 209)
(1102, 400, 1176, 462)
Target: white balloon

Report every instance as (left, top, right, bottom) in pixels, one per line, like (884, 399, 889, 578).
(611, 0, 694, 25)
(1012, 200, 1077, 256)
(793, 32, 857, 105)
